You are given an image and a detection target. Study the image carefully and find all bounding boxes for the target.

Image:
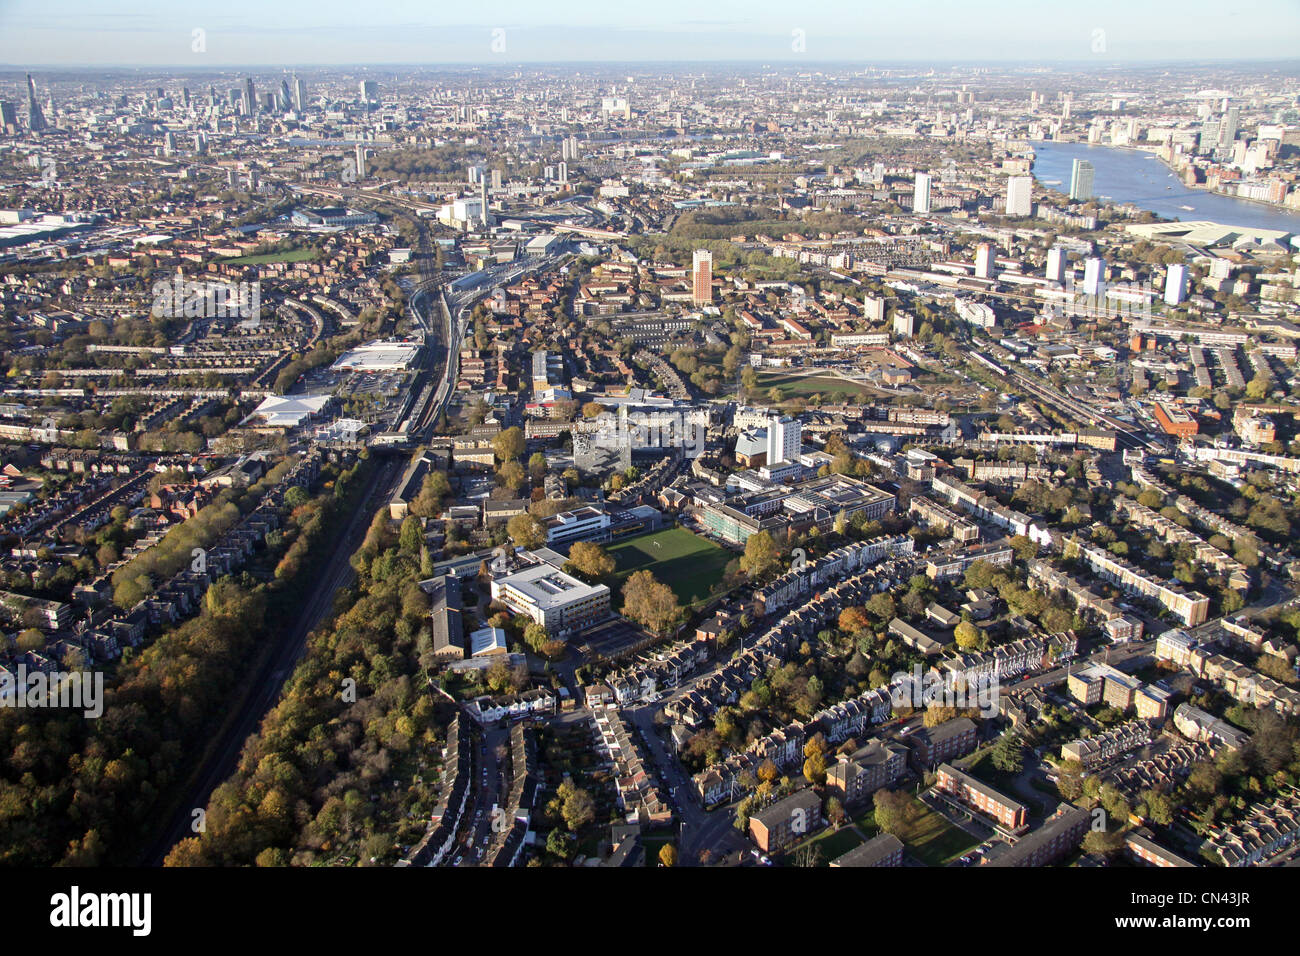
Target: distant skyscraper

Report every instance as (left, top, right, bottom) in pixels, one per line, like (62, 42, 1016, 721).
(558, 161, 568, 184)
(1046, 247, 1066, 283)
(25, 74, 48, 132)
(241, 77, 255, 117)
(360, 80, 378, 103)
(490, 168, 502, 190)
(1221, 107, 1240, 145)
(692, 249, 713, 306)
(279, 78, 292, 112)
(975, 243, 995, 279)
(1061, 93, 1073, 120)
(893, 311, 916, 338)
(1006, 175, 1033, 217)
(1164, 264, 1188, 306)
(913, 172, 932, 213)
(0, 101, 16, 133)
(1069, 158, 1094, 200)
(292, 76, 306, 113)
(354, 144, 367, 180)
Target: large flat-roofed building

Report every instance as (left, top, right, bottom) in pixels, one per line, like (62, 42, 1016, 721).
(544, 506, 611, 546)
(1153, 402, 1198, 438)
(785, 475, 896, 524)
(291, 206, 379, 227)
(490, 562, 610, 635)
(330, 340, 421, 372)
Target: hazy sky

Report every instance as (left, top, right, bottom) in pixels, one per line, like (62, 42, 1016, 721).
(2, 0, 1298, 66)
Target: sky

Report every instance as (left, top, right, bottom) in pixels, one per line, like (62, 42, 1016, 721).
(1, 0, 1298, 66)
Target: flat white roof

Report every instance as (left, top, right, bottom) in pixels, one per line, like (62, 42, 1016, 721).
(496, 563, 608, 610)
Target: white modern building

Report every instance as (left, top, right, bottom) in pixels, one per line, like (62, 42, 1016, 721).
(1006, 175, 1033, 216)
(1046, 246, 1066, 283)
(913, 172, 932, 213)
(1165, 264, 1189, 306)
(766, 416, 802, 467)
(1069, 158, 1095, 200)
(491, 562, 611, 635)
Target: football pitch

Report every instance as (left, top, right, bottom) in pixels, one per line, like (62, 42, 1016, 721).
(608, 527, 732, 606)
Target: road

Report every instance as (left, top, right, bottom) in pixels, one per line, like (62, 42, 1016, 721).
(143, 454, 405, 865)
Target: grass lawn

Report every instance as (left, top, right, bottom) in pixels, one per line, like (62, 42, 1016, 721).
(755, 371, 875, 401)
(798, 825, 865, 866)
(896, 799, 979, 866)
(220, 248, 318, 266)
(608, 527, 731, 607)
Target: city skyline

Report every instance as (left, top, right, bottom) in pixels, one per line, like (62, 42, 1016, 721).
(2, 0, 1300, 66)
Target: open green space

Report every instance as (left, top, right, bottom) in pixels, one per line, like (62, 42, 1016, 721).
(895, 798, 980, 866)
(754, 370, 876, 401)
(608, 527, 731, 606)
(220, 248, 318, 266)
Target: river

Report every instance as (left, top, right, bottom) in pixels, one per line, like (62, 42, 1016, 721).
(1030, 141, 1300, 234)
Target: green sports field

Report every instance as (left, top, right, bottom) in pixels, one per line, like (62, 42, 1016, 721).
(220, 248, 318, 266)
(608, 527, 732, 606)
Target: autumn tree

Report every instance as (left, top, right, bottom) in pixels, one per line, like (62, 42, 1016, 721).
(621, 570, 683, 635)
(492, 426, 525, 463)
(567, 540, 614, 579)
(740, 529, 780, 579)
(507, 513, 546, 549)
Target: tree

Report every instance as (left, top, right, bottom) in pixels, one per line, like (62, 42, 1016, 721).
(991, 732, 1024, 774)
(1056, 759, 1085, 801)
(506, 513, 546, 549)
(865, 592, 895, 623)
(803, 752, 827, 786)
(1246, 372, 1272, 401)
(873, 789, 918, 836)
(497, 460, 526, 494)
(1082, 829, 1123, 858)
(658, 843, 678, 867)
(492, 426, 525, 462)
(740, 530, 780, 579)
(621, 570, 683, 636)
(528, 451, 548, 481)
(546, 828, 574, 860)
(399, 515, 424, 555)
(839, 606, 870, 633)
(567, 540, 614, 579)
(954, 621, 981, 650)
(1009, 534, 1038, 561)
(559, 781, 595, 831)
